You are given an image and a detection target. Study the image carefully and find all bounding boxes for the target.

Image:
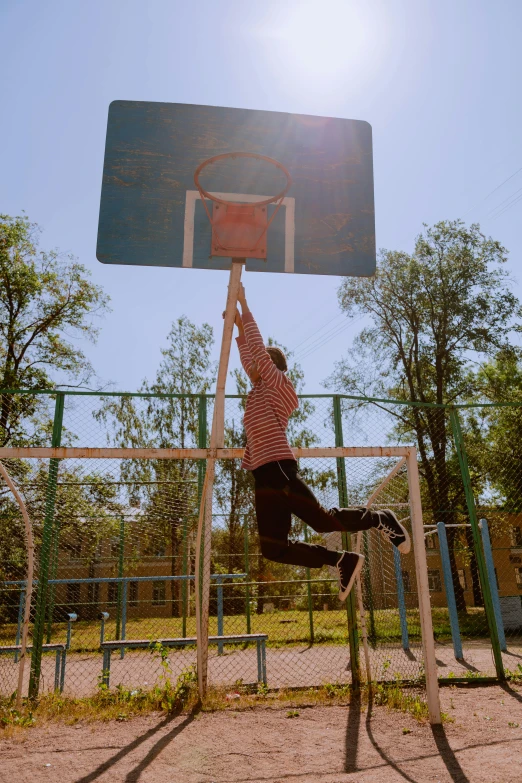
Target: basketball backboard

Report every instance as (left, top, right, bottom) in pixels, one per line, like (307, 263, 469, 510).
(97, 101, 375, 277)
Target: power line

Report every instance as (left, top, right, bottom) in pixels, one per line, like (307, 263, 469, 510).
(297, 315, 365, 361)
(294, 317, 351, 359)
(484, 185, 522, 220)
(490, 191, 522, 222)
(290, 312, 345, 353)
(462, 164, 522, 218)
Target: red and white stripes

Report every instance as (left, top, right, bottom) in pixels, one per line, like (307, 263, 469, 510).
(236, 312, 298, 470)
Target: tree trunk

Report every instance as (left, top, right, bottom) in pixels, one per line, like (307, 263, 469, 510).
(465, 527, 483, 607)
(446, 525, 468, 612)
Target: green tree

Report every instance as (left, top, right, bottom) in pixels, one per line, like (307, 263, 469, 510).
(326, 220, 522, 611)
(473, 349, 522, 515)
(0, 214, 110, 446)
(95, 316, 215, 615)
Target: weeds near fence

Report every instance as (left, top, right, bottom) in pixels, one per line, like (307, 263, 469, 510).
(1, 675, 433, 736)
(506, 663, 522, 684)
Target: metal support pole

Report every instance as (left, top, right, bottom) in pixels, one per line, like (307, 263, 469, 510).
(46, 393, 65, 644)
(479, 518, 506, 652)
(217, 576, 224, 654)
(244, 516, 251, 634)
(406, 449, 441, 725)
(99, 613, 109, 647)
(332, 395, 360, 691)
(197, 396, 207, 503)
(450, 409, 505, 681)
(120, 579, 128, 658)
(182, 515, 189, 638)
(29, 392, 64, 698)
(392, 547, 410, 652)
(66, 612, 77, 650)
(195, 260, 244, 698)
(14, 588, 25, 663)
(115, 517, 125, 639)
(362, 531, 377, 646)
(303, 525, 314, 643)
(437, 522, 463, 660)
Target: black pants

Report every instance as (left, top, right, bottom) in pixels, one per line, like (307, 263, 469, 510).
(252, 459, 375, 569)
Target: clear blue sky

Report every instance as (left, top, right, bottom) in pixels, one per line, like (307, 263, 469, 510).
(1, 0, 521, 393)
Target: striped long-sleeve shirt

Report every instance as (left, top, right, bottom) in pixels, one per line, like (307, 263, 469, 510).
(236, 311, 299, 471)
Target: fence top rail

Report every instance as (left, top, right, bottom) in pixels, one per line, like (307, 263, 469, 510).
(2, 574, 246, 587)
(0, 387, 521, 409)
(0, 446, 414, 459)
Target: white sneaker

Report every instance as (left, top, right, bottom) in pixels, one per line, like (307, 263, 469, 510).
(376, 510, 411, 554)
(335, 551, 365, 602)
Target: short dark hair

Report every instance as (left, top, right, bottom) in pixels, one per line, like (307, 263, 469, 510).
(266, 346, 288, 372)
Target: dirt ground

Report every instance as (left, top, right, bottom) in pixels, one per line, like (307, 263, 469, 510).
(2, 684, 522, 783)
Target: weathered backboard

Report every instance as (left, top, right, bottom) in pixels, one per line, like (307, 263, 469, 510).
(97, 101, 375, 277)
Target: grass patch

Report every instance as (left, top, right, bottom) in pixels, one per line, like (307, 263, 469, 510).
(0, 606, 492, 652)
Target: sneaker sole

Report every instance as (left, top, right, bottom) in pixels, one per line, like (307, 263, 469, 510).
(339, 554, 364, 602)
(397, 522, 411, 555)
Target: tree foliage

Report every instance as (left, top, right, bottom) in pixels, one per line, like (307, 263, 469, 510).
(326, 220, 522, 610)
(95, 316, 215, 614)
(0, 214, 110, 446)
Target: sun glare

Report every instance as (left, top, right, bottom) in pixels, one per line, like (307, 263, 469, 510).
(254, 1, 389, 98)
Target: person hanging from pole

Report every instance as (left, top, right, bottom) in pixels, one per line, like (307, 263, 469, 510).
(231, 282, 410, 601)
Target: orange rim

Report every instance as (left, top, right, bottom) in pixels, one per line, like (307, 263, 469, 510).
(194, 152, 292, 207)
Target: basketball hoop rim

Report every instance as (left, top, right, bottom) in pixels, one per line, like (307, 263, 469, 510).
(194, 152, 292, 207)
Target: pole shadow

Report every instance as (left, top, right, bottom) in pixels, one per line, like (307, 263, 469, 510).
(344, 692, 361, 773)
(431, 724, 471, 783)
(125, 712, 196, 782)
(362, 691, 420, 783)
(73, 710, 195, 783)
(456, 659, 479, 672)
(500, 681, 522, 704)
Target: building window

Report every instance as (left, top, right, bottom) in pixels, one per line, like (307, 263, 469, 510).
(428, 569, 442, 592)
(67, 583, 81, 607)
(152, 581, 166, 606)
(129, 581, 139, 607)
(426, 533, 437, 549)
(457, 569, 467, 590)
(67, 542, 82, 560)
(87, 582, 99, 605)
(515, 568, 522, 590)
(107, 582, 119, 605)
(511, 527, 522, 547)
(110, 538, 121, 558)
(401, 570, 411, 592)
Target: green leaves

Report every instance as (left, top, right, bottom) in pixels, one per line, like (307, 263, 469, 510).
(0, 214, 110, 448)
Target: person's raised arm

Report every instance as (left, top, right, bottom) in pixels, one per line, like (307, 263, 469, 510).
(229, 306, 253, 375)
(237, 284, 286, 390)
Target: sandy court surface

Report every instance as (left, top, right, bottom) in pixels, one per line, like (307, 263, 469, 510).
(2, 684, 522, 783)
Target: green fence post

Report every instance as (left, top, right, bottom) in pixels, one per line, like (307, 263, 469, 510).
(182, 515, 189, 638)
(303, 525, 315, 643)
(29, 392, 65, 697)
(244, 515, 251, 634)
(115, 517, 125, 639)
(45, 393, 65, 643)
(362, 531, 377, 646)
(450, 408, 505, 681)
(197, 395, 207, 613)
(333, 395, 360, 691)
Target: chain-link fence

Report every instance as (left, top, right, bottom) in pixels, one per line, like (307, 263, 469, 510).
(1, 391, 522, 700)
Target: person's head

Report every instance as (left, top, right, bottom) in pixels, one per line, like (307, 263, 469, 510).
(248, 346, 288, 383)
